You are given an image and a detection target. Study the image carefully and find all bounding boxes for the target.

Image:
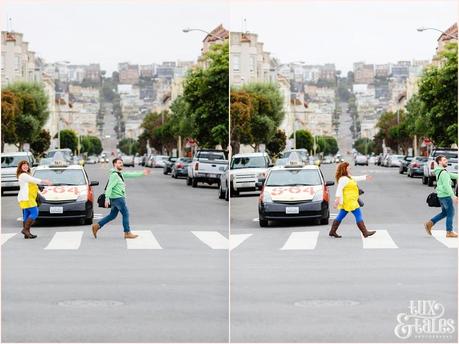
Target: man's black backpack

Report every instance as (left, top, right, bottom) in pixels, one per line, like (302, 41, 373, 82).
(97, 172, 125, 208)
(426, 170, 445, 208)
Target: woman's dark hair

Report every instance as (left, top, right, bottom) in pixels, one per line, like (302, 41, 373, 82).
(16, 160, 31, 178)
(435, 155, 446, 164)
(112, 157, 123, 165)
(335, 162, 350, 182)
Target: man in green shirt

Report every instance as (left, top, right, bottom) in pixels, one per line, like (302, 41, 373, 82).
(92, 157, 150, 239)
(425, 155, 458, 238)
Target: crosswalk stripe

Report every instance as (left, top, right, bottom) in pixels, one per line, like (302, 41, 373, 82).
(44, 231, 84, 250)
(361, 230, 398, 249)
(191, 231, 250, 250)
(432, 230, 459, 248)
(126, 231, 162, 249)
(281, 231, 320, 250)
(1, 233, 17, 246)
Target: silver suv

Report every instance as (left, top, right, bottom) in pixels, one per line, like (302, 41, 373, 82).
(422, 148, 458, 186)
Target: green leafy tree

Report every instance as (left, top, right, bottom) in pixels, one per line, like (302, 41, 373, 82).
(30, 129, 51, 157)
(59, 129, 78, 153)
(1, 90, 19, 152)
(88, 136, 103, 155)
(354, 138, 375, 155)
(266, 129, 287, 158)
(291, 129, 314, 152)
(118, 138, 139, 155)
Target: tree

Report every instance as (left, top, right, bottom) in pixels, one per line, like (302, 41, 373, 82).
(266, 129, 287, 158)
(354, 138, 375, 155)
(118, 138, 139, 155)
(1, 90, 20, 152)
(230, 90, 254, 154)
(182, 42, 229, 148)
(1, 82, 49, 150)
(80, 136, 93, 155)
(291, 129, 314, 152)
(30, 129, 51, 157)
(59, 129, 78, 153)
(316, 136, 339, 155)
(88, 136, 103, 155)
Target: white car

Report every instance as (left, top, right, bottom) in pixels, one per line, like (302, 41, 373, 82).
(1, 151, 37, 195)
(230, 152, 271, 196)
(387, 155, 405, 167)
(354, 155, 369, 166)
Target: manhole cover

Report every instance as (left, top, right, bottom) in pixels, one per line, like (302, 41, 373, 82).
(294, 299, 360, 307)
(58, 300, 124, 307)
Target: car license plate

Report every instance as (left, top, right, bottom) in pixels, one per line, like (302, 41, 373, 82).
(286, 207, 299, 214)
(50, 206, 63, 214)
(208, 174, 217, 178)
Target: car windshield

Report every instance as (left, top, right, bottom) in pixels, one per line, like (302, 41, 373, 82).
(1, 155, 27, 168)
(435, 151, 458, 159)
(266, 169, 322, 186)
(33, 169, 86, 185)
(198, 152, 225, 160)
(231, 156, 267, 169)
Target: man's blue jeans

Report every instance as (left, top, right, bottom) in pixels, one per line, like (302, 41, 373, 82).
(431, 196, 455, 232)
(98, 197, 131, 232)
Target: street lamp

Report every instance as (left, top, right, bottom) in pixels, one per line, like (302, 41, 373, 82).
(182, 28, 225, 41)
(417, 27, 458, 40)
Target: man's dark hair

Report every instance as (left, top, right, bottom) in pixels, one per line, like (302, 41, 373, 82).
(435, 155, 446, 164)
(113, 157, 123, 165)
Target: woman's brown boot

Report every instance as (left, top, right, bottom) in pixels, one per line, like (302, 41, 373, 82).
(329, 220, 342, 238)
(357, 221, 376, 238)
(21, 218, 37, 239)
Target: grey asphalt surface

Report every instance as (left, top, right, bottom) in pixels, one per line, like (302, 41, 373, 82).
(1, 165, 229, 343)
(230, 162, 458, 343)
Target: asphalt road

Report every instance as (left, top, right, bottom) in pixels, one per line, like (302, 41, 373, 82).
(1, 165, 229, 343)
(230, 163, 458, 343)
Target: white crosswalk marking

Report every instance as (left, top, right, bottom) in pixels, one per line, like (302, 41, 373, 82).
(191, 231, 251, 250)
(45, 231, 84, 250)
(126, 231, 162, 249)
(1, 233, 17, 245)
(361, 230, 398, 249)
(432, 230, 459, 248)
(281, 231, 320, 250)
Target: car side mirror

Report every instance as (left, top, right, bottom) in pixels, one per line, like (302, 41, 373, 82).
(268, 163, 274, 167)
(90, 181, 99, 186)
(326, 181, 335, 186)
(32, 163, 38, 167)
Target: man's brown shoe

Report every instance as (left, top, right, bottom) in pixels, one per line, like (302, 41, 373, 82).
(91, 223, 100, 239)
(124, 231, 138, 239)
(446, 231, 458, 238)
(424, 220, 434, 235)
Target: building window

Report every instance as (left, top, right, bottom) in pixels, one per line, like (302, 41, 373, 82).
(232, 55, 240, 71)
(250, 56, 255, 72)
(15, 55, 20, 71)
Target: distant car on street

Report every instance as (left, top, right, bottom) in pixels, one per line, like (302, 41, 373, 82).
(187, 149, 228, 188)
(230, 152, 271, 196)
(151, 155, 169, 168)
(218, 165, 229, 201)
(163, 156, 178, 175)
(121, 155, 135, 167)
(86, 156, 98, 164)
(354, 155, 368, 166)
(1, 151, 37, 195)
(171, 157, 192, 178)
(387, 155, 405, 168)
(399, 156, 414, 174)
(407, 156, 428, 178)
(368, 156, 378, 165)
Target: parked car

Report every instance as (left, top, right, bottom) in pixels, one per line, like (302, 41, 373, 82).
(151, 155, 169, 168)
(354, 155, 369, 166)
(399, 156, 414, 174)
(322, 156, 333, 164)
(381, 154, 391, 167)
(422, 148, 458, 186)
(407, 156, 428, 177)
(368, 156, 378, 165)
(1, 151, 37, 195)
(171, 157, 192, 178)
(230, 152, 271, 196)
(121, 155, 135, 167)
(163, 156, 178, 175)
(257, 161, 334, 227)
(218, 165, 229, 201)
(86, 156, 98, 164)
(281, 149, 309, 164)
(45, 148, 73, 163)
(134, 156, 142, 166)
(32, 158, 99, 224)
(187, 149, 228, 188)
(386, 155, 405, 168)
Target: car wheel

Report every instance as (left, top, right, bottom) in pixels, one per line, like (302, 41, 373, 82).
(320, 217, 329, 225)
(218, 184, 225, 199)
(163, 169, 167, 175)
(428, 176, 434, 187)
(259, 218, 268, 227)
(192, 178, 198, 188)
(399, 168, 403, 174)
(422, 175, 428, 185)
(186, 177, 192, 185)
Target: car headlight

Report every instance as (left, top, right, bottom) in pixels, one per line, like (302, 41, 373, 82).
(76, 191, 88, 202)
(262, 190, 273, 203)
(312, 189, 323, 202)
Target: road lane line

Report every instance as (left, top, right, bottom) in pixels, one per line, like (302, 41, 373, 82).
(432, 230, 459, 248)
(45, 231, 84, 250)
(1, 233, 17, 245)
(192, 231, 251, 250)
(281, 231, 319, 250)
(126, 231, 162, 249)
(361, 230, 398, 249)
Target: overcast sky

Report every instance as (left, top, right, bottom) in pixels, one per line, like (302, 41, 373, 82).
(2, 0, 230, 74)
(230, 0, 458, 72)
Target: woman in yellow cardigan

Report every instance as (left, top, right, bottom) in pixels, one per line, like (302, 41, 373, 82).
(329, 161, 376, 238)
